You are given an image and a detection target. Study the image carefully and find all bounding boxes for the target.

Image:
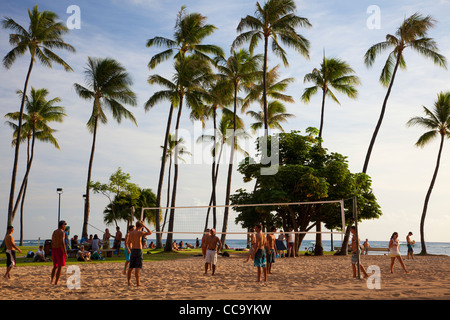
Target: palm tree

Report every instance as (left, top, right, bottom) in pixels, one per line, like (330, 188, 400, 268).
(301, 55, 360, 141)
(406, 91, 450, 255)
(197, 110, 250, 230)
(214, 49, 261, 246)
(160, 134, 191, 232)
(1, 5, 75, 232)
(74, 57, 137, 237)
(5, 87, 65, 244)
(247, 100, 294, 132)
(232, 0, 311, 133)
(164, 56, 212, 251)
(146, 6, 222, 248)
(362, 12, 447, 174)
(146, 6, 224, 69)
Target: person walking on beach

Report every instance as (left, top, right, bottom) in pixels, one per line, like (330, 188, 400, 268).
(204, 228, 222, 275)
(201, 229, 210, 258)
(254, 224, 267, 282)
(266, 226, 277, 274)
(51, 220, 68, 285)
(3, 226, 22, 280)
(123, 225, 135, 275)
(126, 221, 152, 286)
(363, 239, 370, 255)
(406, 232, 415, 260)
(389, 232, 408, 273)
(350, 226, 369, 279)
(113, 226, 123, 256)
(244, 228, 256, 263)
(287, 227, 295, 258)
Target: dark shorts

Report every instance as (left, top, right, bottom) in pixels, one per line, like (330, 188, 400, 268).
(266, 248, 276, 263)
(407, 244, 413, 253)
(275, 240, 286, 251)
(6, 250, 16, 267)
(129, 249, 143, 269)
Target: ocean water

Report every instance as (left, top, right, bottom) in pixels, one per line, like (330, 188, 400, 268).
(22, 238, 450, 256)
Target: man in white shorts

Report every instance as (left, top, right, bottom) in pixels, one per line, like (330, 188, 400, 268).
(204, 228, 222, 275)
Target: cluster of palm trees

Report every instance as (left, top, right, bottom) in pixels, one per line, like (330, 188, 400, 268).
(2, 2, 448, 254)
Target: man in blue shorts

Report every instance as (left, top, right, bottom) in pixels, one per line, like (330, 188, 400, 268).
(254, 224, 267, 282)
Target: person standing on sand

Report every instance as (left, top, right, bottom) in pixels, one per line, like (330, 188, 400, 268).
(204, 228, 222, 275)
(51, 220, 68, 285)
(287, 227, 295, 258)
(113, 226, 123, 257)
(244, 228, 256, 263)
(406, 232, 414, 260)
(265, 226, 277, 274)
(389, 232, 408, 274)
(254, 224, 267, 282)
(363, 239, 370, 255)
(124, 225, 135, 275)
(126, 221, 152, 286)
(350, 226, 369, 279)
(3, 226, 22, 280)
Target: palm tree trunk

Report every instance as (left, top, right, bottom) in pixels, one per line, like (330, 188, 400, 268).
(7, 57, 34, 227)
(165, 98, 183, 252)
(263, 36, 269, 134)
(419, 134, 445, 255)
(212, 107, 217, 228)
(162, 155, 172, 232)
(318, 88, 327, 142)
(20, 137, 31, 246)
(83, 116, 98, 237)
(204, 141, 224, 231)
(362, 54, 401, 174)
(155, 103, 174, 248)
(221, 85, 238, 246)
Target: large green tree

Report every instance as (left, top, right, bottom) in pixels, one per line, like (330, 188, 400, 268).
(232, 0, 311, 133)
(362, 12, 447, 174)
(232, 131, 381, 255)
(407, 92, 450, 255)
(2, 5, 74, 235)
(74, 57, 137, 237)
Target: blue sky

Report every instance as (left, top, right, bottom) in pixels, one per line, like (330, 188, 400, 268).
(1, 0, 450, 243)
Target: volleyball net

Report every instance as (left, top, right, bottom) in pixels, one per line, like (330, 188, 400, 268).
(139, 200, 346, 241)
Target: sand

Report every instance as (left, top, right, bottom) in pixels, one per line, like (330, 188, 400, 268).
(1, 254, 449, 300)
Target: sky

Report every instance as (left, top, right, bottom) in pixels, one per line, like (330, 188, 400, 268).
(0, 0, 449, 244)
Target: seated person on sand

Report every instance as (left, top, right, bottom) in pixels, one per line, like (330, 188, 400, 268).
(71, 235, 79, 249)
(186, 243, 194, 249)
(77, 245, 91, 262)
(172, 240, 179, 251)
(149, 241, 156, 249)
(33, 245, 50, 262)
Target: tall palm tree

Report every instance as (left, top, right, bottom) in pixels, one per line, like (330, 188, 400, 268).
(232, 0, 311, 133)
(1, 5, 75, 232)
(160, 134, 191, 232)
(146, 6, 222, 248)
(74, 57, 137, 237)
(197, 110, 249, 230)
(146, 6, 224, 69)
(362, 12, 447, 174)
(5, 87, 65, 244)
(214, 49, 261, 246)
(301, 55, 360, 141)
(406, 91, 450, 255)
(164, 56, 212, 251)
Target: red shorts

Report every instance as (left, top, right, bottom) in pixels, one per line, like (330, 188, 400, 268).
(52, 247, 66, 267)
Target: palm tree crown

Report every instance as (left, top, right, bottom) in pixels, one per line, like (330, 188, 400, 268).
(146, 6, 224, 69)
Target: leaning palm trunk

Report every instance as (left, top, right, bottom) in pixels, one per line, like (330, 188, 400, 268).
(262, 37, 269, 133)
(155, 103, 174, 248)
(83, 117, 98, 237)
(165, 98, 184, 252)
(362, 53, 401, 173)
(221, 87, 238, 246)
(419, 134, 445, 255)
(7, 57, 34, 228)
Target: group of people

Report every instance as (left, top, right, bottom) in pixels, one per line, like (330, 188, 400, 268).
(350, 227, 411, 278)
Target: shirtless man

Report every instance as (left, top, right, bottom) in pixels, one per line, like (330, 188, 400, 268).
(3, 226, 22, 280)
(204, 228, 222, 275)
(201, 229, 210, 258)
(406, 232, 414, 260)
(126, 221, 152, 286)
(51, 220, 68, 285)
(254, 224, 267, 282)
(265, 226, 277, 274)
(113, 226, 123, 257)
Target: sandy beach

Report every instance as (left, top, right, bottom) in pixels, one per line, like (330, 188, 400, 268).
(1, 253, 449, 300)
